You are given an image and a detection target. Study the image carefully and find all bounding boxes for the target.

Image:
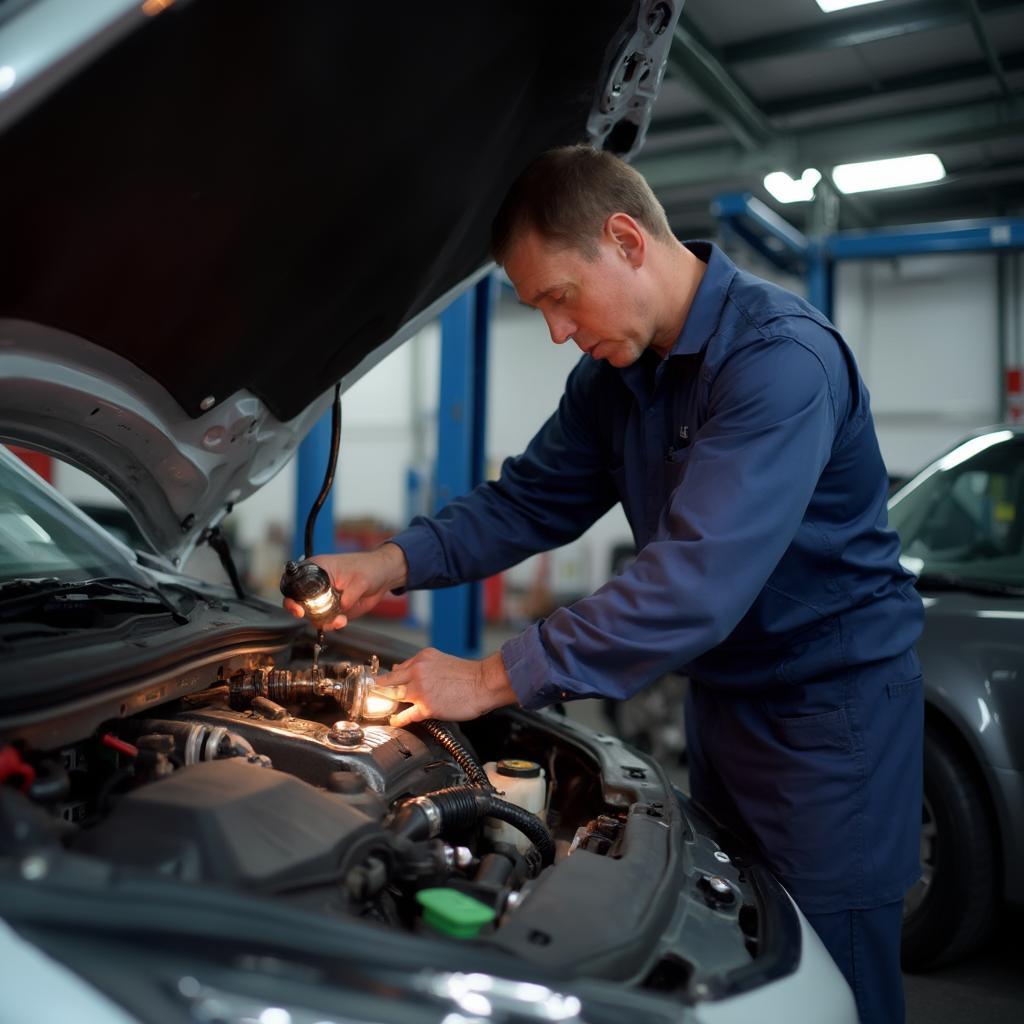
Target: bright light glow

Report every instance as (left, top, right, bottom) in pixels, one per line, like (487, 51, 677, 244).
(17, 514, 52, 543)
(892, 430, 1014, 504)
(362, 693, 398, 718)
(459, 994, 492, 1017)
(815, 0, 887, 12)
(258, 1010, 291, 1024)
(977, 697, 992, 733)
(0, 66, 15, 92)
(763, 168, 821, 203)
(899, 555, 924, 577)
(832, 153, 945, 194)
(304, 588, 335, 615)
(937, 430, 1014, 472)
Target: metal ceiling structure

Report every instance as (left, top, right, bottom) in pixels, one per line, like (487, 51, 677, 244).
(636, 0, 1024, 237)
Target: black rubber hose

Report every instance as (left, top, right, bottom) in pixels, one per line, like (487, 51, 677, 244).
(305, 382, 342, 559)
(419, 719, 492, 789)
(480, 794, 555, 867)
(389, 786, 555, 868)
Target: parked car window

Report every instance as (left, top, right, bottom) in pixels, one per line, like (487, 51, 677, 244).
(0, 453, 133, 584)
(889, 435, 1024, 586)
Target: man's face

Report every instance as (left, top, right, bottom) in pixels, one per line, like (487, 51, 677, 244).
(504, 226, 657, 368)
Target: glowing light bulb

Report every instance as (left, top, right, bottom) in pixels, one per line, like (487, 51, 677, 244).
(304, 588, 336, 616)
(362, 693, 399, 719)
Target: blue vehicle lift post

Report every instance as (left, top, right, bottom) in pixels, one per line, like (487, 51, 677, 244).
(430, 275, 493, 657)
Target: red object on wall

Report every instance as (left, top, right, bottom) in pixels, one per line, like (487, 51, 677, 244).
(483, 572, 504, 623)
(7, 446, 53, 482)
(1007, 368, 1023, 423)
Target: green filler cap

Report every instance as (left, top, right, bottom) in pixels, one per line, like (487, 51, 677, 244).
(416, 888, 496, 938)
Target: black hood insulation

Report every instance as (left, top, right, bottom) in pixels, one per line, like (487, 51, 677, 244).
(1, 1, 638, 421)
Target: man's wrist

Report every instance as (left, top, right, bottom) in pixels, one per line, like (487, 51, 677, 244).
(480, 651, 518, 709)
(376, 542, 409, 591)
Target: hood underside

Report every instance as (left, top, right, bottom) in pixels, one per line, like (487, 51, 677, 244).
(0, 0, 678, 559)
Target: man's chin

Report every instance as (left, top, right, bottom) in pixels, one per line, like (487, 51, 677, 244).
(604, 345, 642, 368)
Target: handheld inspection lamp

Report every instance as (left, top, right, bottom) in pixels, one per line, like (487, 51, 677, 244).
(279, 559, 340, 627)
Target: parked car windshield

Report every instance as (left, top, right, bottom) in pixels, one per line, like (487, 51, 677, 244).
(0, 449, 138, 585)
(889, 432, 1024, 588)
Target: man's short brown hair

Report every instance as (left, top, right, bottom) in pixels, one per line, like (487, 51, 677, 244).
(490, 145, 673, 265)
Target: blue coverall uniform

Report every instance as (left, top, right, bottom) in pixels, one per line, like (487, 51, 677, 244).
(393, 242, 924, 1023)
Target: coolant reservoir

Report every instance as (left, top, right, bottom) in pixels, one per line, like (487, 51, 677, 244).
(483, 759, 547, 854)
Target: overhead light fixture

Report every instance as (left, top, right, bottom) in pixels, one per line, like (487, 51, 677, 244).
(763, 168, 822, 203)
(815, 0, 888, 12)
(832, 153, 945, 194)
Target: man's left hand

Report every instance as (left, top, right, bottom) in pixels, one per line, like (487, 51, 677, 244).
(377, 649, 518, 728)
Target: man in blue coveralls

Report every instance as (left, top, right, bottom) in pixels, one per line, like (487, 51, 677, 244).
(286, 147, 924, 1023)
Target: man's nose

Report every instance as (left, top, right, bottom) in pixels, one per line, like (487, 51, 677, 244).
(545, 313, 577, 345)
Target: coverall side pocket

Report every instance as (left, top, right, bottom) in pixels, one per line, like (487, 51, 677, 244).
(769, 706, 854, 753)
(886, 675, 923, 699)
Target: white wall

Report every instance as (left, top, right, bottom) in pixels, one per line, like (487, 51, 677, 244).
(835, 253, 1001, 477)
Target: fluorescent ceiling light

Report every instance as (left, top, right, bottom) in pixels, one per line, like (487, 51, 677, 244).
(763, 168, 822, 203)
(832, 153, 945, 193)
(815, 0, 888, 12)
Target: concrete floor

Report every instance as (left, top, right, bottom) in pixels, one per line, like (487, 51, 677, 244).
(903, 912, 1024, 1024)
(375, 619, 1024, 1021)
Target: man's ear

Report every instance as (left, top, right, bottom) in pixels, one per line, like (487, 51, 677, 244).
(605, 213, 645, 268)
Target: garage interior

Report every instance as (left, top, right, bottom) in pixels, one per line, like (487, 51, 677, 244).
(8, 0, 1023, 1022)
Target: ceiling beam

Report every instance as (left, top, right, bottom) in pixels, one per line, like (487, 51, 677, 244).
(961, 0, 1013, 97)
(636, 96, 1024, 190)
(666, 17, 775, 151)
(721, 0, 1023, 64)
(648, 52, 1024, 140)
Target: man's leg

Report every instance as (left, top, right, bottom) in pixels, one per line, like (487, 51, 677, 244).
(804, 901, 906, 1024)
(687, 653, 922, 1022)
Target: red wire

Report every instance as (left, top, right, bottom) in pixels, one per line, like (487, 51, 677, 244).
(0, 745, 37, 793)
(101, 733, 138, 758)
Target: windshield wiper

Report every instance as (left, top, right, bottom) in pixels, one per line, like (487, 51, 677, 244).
(914, 571, 1024, 598)
(0, 577, 190, 624)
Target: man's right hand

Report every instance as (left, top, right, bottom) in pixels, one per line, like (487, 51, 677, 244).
(281, 542, 409, 631)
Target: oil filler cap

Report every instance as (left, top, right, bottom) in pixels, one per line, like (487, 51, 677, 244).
(416, 888, 496, 939)
(496, 758, 541, 778)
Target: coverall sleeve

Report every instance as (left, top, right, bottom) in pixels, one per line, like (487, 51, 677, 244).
(501, 336, 839, 709)
(391, 360, 618, 588)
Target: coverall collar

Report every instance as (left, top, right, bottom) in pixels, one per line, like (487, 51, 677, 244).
(620, 241, 736, 400)
(665, 241, 737, 359)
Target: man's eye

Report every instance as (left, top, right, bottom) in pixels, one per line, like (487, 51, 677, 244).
(551, 292, 567, 305)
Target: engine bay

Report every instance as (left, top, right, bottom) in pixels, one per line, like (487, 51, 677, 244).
(0, 637, 766, 991)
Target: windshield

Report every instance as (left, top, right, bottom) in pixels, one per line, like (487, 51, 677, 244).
(0, 447, 140, 586)
(889, 432, 1024, 589)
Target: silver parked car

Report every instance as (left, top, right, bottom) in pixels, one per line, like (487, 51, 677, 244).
(0, 1, 857, 1022)
(888, 427, 1024, 969)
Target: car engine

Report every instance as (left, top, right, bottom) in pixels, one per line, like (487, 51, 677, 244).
(2, 644, 699, 971)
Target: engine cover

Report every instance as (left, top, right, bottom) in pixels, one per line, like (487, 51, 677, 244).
(75, 759, 394, 892)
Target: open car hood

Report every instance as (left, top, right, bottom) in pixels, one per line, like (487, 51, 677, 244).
(0, 0, 678, 562)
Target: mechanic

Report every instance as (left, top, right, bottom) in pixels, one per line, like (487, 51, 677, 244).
(286, 146, 924, 1024)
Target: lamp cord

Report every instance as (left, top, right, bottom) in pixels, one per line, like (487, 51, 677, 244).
(304, 382, 342, 559)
